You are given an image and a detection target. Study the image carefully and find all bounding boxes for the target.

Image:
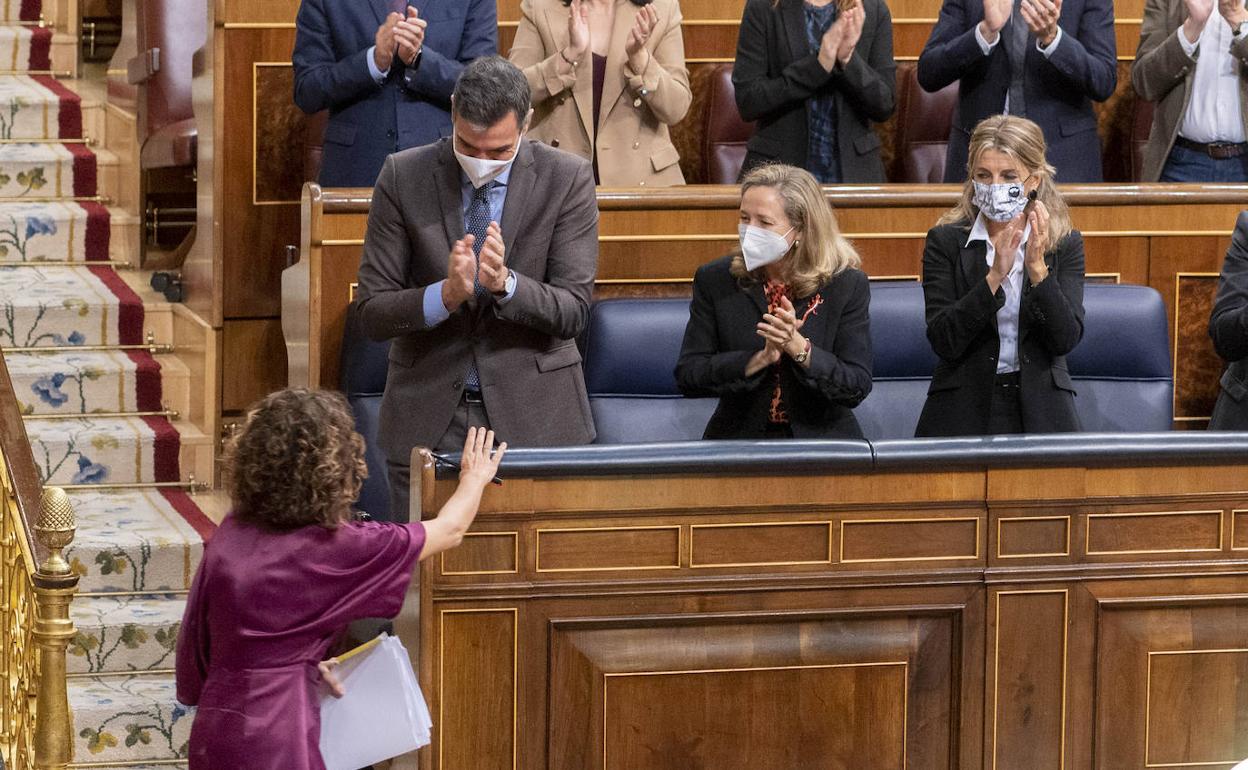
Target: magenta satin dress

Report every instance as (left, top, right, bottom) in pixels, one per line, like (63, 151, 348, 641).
(175, 514, 426, 769)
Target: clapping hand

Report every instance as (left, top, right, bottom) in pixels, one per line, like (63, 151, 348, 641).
(373, 12, 401, 72)
(1183, 0, 1215, 41)
(758, 296, 807, 360)
(564, 0, 590, 63)
(395, 6, 427, 66)
(836, 3, 865, 65)
(817, 14, 848, 71)
(1020, 0, 1062, 47)
(1024, 199, 1051, 284)
(625, 5, 660, 72)
(477, 222, 508, 295)
(987, 217, 1025, 292)
(441, 237, 476, 312)
(979, 0, 1013, 43)
(1219, 0, 1248, 28)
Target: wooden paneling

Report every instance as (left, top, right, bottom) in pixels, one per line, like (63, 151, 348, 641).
(221, 318, 287, 413)
(990, 590, 1067, 770)
(437, 609, 517, 770)
(689, 521, 832, 567)
(536, 525, 682, 572)
(840, 515, 981, 563)
(996, 516, 1071, 559)
(1085, 510, 1223, 556)
(1175, 273, 1223, 423)
(440, 531, 518, 576)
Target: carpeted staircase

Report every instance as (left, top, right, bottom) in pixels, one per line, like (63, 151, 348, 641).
(0, 2, 210, 766)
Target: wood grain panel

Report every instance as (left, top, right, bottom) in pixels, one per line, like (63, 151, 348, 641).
(441, 531, 518, 576)
(991, 591, 1067, 770)
(841, 516, 980, 563)
(997, 516, 1070, 559)
(221, 319, 287, 413)
(1175, 274, 1223, 422)
(439, 609, 516, 770)
(1085, 510, 1222, 556)
(222, 0, 299, 25)
(1147, 650, 1248, 767)
(604, 664, 907, 769)
(1235, 511, 1248, 551)
(536, 526, 681, 572)
(690, 521, 832, 568)
(253, 63, 307, 204)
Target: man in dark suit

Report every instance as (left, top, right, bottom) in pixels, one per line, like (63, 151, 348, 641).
(1209, 211, 1248, 429)
(916, 0, 1117, 182)
(292, 0, 497, 188)
(355, 56, 598, 519)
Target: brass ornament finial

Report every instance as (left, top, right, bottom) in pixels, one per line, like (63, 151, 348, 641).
(34, 486, 76, 576)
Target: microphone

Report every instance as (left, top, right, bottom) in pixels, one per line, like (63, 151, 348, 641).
(430, 451, 504, 486)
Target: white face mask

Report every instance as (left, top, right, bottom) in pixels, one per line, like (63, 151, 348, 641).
(972, 180, 1031, 222)
(739, 224, 795, 272)
(454, 133, 522, 189)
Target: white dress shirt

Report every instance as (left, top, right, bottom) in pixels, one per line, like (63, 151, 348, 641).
(1178, 14, 1248, 144)
(967, 213, 1031, 374)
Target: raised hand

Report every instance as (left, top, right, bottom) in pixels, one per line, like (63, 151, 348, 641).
(757, 295, 806, 357)
(817, 15, 849, 71)
(987, 218, 1024, 292)
(1183, 0, 1215, 41)
(836, 3, 865, 65)
(1219, 0, 1248, 28)
(1024, 200, 1051, 284)
(625, 4, 660, 72)
(1020, 0, 1062, 47)
(373, 12, 401, 72)
(395, 6, 427, 66)
(441, 237, 476, 312)
(980, 0, 1014, 42)
(477, 222, 508, 295)
(565, 0, 591, 61)
(459, 427, 506, 490)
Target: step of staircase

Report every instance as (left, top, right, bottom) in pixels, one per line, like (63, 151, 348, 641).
(69, 595, 184, 675)
(0, 140, 95, 198)
(0, 74, 82, 140)
(26, 415, 182, 485)
(7, 349, 162, 415)
(0, 264, 143, 348)
(68, 675, 190, 763)
(65, 489, 207, 595)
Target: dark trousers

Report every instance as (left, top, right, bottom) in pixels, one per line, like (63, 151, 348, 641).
(384, 395, 491, 522)
(987, 372, 1024, 434)
(1160, 143, 1248, 183)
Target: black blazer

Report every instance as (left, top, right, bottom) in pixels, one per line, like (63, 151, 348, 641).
(732, 0, 896, 183)
(675, 256, 873, 439)
(915, 222, 1085, 437)
(1209, 211, 1248, 430)
(916, 0, 1117, 183)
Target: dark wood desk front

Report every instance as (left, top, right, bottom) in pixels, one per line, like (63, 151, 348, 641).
(413, 439, 1248, 770)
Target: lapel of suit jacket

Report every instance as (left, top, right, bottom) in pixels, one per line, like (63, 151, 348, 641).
(959, 235, 989, 294)
(542, 3, 596, 143)
(435, 139, 465, 253)
(779, 0, 810, 66)
(597, 0, 637, 132)
(368, 0, 391, 26)
(746, 280, 769, 316)
(501, 140, 537, 264)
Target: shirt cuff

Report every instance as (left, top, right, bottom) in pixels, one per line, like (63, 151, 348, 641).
(975, 23, 1000, 55)
(495, 271, 518, 306)
(423, 280, 451, 326)
(366, 45, 390, 84)
(1179, 27, 1200, 57)
(1036, 27, 1063, 56)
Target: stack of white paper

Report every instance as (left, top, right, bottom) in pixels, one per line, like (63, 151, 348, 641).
(318, 634, 432, 770)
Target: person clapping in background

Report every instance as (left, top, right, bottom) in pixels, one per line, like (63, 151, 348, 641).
(917, 0, 1116, 182)
(1133, 0, 1248, 182)
(732, 0, 896, 183)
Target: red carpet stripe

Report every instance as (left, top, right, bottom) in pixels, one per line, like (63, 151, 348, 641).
(33, 75, 81, 139)
(159, 489, 218, 542)
(67, 143, 96, 197)
(86, 265, 144, 344)
(19, 0, 41, 22)
(126, 349, 163, 412)
(27, 26, 50, 71)
(80, 201, 110, 261)
(142, 415, 180, 483)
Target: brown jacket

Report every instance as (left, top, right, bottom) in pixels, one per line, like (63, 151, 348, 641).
(509, 0, 691, 186)
(355, 138, 599, 458)
(1132, 0, 1248, 182)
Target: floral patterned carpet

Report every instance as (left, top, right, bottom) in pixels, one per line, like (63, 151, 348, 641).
(0, 3, 208, 765)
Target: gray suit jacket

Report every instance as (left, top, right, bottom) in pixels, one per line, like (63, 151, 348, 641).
(1132, 0, 1248, 182)
(355, 138, 599, 459)
(1210, 211, 1248, 429)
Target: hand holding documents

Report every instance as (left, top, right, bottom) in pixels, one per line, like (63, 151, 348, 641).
(318, 634, 432, 770)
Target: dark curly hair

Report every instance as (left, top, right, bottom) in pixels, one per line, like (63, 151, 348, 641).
(223, 388, 367, 531)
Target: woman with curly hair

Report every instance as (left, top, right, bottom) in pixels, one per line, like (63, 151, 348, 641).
(175, 387, 504, 769)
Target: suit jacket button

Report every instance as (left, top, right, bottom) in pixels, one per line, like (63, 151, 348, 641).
(633, 141, 640, 149)
(452, 379, 463, 390)
(551, 138, 560, 147)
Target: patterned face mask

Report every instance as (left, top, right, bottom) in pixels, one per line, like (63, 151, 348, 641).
(972, 180, 1030, 222)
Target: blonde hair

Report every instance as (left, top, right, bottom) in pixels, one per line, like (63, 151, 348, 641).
(937, 115, 1074, 245)
(730, 163, 861, 298)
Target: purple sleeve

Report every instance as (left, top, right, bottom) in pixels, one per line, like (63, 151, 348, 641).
(175, 557, 211, 706)
(333, 521, 427, 622)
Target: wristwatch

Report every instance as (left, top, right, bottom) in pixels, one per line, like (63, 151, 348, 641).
(1236, 19, 1248, 38)
(493, 269, 516, 298)
(792, 338, 811, 364)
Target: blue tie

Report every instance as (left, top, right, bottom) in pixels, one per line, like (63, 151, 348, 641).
(463, 182, 495, 391)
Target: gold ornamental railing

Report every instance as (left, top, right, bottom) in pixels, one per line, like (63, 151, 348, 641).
(0, 348, 79, 770)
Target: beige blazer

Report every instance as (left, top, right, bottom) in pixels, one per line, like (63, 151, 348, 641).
(1132, 0, 1248, 182)
(509, 0, 692, 187)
